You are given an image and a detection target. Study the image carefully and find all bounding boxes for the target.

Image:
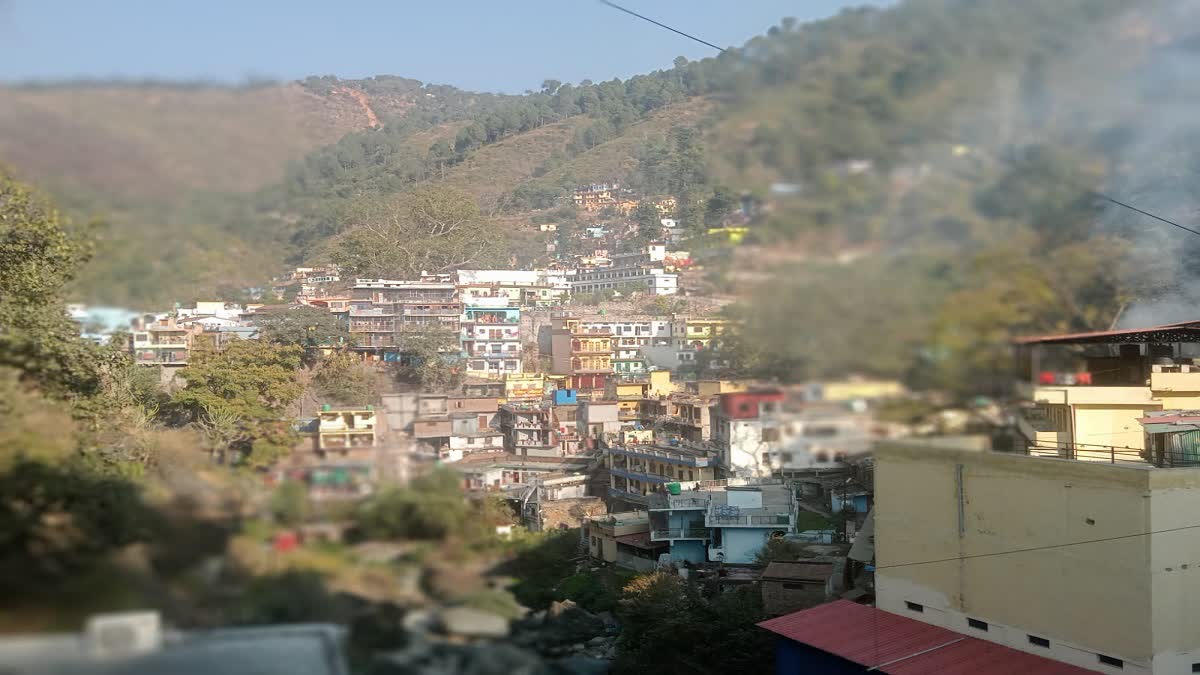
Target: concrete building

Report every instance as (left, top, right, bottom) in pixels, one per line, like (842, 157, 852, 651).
(504, 373, 547, 403)
(712, 389, 786, 477)
(874, 440, 1200, 673)
(460, 306, 522, 379)
(1015, 321, 1200, 457)
(586, 510, 667, 572)
(498, 402, 559, 457)
(760, 561, 835, 616)
(347, 278, 461, 355)
(647, 479, 797, 565)
(130, 314, 191, 367)
(550, 317, 613, 395)
(604, 441, 719, 508)
(280, 407, 378, 499)
(453, 452, 590, 491)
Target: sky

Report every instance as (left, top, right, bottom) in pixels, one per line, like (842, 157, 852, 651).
(0, 0, 871, 93)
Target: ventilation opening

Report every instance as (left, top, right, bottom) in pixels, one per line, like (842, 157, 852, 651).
(967, 618, 988, 631)
(1098, 654, 1123, 669)
(904, 601, 923, 613)
(1028, 635, 1050, 648)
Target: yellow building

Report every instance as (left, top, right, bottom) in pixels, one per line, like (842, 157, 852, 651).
(1016, 322, 1200, 457)
(316, 407, 376, 451)
(876, 440, 1200, 673)
(677, 317, 732, 352)
(706, 226, 749, 244)
(651, 196, 677, 215)
(505, 373, 546, 403)
(818, 378, 907, 402)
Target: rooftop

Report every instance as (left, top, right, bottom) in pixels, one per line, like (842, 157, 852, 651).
(758, 600, 1094, 675)
(760, 561, 835, 583)
(1015, 319, 1200, 346)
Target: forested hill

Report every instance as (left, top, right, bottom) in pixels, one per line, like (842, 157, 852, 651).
(4, 0, 1196, 388)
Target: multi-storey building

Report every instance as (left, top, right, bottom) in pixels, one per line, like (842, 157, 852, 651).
(348, 278, 461, 355)
(499, 402, 559, 458)
(604, 440, 719, 508)
(456, 269, 570, 308)
(571, 264, 677, 296)
(460, 306, 522, 379)
(1014, 320, 1200, 458)
(504, 372, 547, 403)
(550, 317, 613, 395)
(647, 479, 797, 565)
(586, 511, 667, 572)
(130, 314, 191, 367)
(859, 439, 1200, 673)
(284, 406, 377, 499)
(572, 182, 628, 212)
(711, 389, 786, 477)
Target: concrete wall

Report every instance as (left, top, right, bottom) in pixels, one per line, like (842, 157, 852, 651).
(671, 540, 706, 564)
(874, 442, 1188, 672)
(1147, 469, 1200, 670)
(722, 528, 774, 565)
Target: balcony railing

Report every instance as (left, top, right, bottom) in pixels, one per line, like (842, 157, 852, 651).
(1025, 440, 1200, 468)
(707, 513, 793, 527)
(607, 486, 648, 504)
(649, 494, 710, 510)
(607, 445, 711, 467)
(651, 527, 709, 540)
(405, 308, 463, 316)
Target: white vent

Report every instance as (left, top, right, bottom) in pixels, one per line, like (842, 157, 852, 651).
(86, 611, 162, 658)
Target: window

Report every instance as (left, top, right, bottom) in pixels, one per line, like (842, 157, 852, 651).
(967, 618, 988, 631)
(782, 583, 807, 590)
(905, 601, 923, 613)
(1191, 664, 1200, 673)
(761, 428, 780, 442)
(1028, 636, 1050, 648)
(1097, 655, 1123, 669)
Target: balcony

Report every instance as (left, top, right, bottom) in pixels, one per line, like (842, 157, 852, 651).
(607, 445, 711, 467)
(607, 486, 648, 505)
(651, 527, 709, 541)
(649, 493, 710, 510)
(1150, 367, 1200, 392)
(350, 321, 395, 332)
(610, 467, 675, 484)
(350, 307, 395, 317)
(404, 307, 462, 317)
(706, 512, 793, 528)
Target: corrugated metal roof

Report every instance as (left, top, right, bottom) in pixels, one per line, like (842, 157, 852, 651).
(613, 532, 668, 550)
(1014, 320, 1200, 345)
(758, 601, 1098, 674)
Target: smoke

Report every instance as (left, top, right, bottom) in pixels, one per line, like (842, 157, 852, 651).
(1083, 3, 1200, 327)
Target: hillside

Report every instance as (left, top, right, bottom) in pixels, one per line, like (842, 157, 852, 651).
(5, 0, 1199, 391)
(0, 82, 392, 202)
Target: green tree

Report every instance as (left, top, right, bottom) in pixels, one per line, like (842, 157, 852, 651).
(332, 186, 504, 278)
(631, 201, 663, 249)
(253, 306, 350, 349)
(0, 172, 105, 398)
(313, 352, 378, 406)
(390, 329, 464, 392)
(172, 340, 304, 468)
(270, 480, 310, 527)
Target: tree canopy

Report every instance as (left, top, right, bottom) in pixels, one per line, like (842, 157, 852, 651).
(331, 186, 504, 278)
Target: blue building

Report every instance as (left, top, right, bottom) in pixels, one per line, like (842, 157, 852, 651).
(648, 480, 797, 565)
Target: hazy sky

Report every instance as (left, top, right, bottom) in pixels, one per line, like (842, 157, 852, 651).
(0, 0, 872, 93)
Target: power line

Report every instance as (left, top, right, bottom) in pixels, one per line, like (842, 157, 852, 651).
(597, 0, 727, 53)
(875, 521, 1200, 571)
(597, 0, 1200, 242)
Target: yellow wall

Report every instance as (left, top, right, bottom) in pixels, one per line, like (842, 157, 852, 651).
(821, 379, 906, 401)
(648, 370, 674, 397)
(875, 442, 1162, 665)
(1073, 404, 1157, 452)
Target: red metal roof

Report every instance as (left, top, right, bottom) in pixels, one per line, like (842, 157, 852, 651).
(758, 600, 1097, 674)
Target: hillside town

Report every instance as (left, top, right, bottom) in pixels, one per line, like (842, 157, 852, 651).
(10, 1, 1200, 675)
